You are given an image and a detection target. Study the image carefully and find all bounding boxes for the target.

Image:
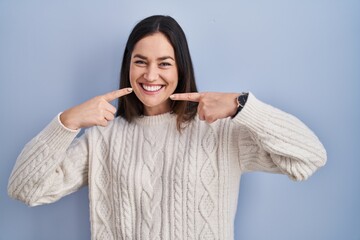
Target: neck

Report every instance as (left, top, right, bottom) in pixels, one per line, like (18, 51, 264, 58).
(143, 102, 171, 116)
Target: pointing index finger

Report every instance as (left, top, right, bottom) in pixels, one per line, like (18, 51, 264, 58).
(103, 88, 133, 102)
(170, 92, 202, 102)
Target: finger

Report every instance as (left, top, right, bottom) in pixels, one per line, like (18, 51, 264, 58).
(104, 102, 117, 114)
(205, 116, 216, 124)
(97, 118, 108, 127)
(198, 114, 205, 121)
(104, 111, 115, 121)
(198, 108, 205, 121)
(170, 92, 201, 102)
(103, 88, 133, 102)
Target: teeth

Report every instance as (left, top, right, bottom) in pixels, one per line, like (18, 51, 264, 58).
(142, 84, 162, 92)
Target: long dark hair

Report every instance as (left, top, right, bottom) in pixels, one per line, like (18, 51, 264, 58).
(116, 15, 198, 131)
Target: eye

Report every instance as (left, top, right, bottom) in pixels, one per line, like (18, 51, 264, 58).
(134, 60, 146, 65)
(159, 62, 172, 67)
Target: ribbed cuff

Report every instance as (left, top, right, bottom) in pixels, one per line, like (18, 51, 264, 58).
(232, 92, 275, 133)
(39, 113, 80, 151)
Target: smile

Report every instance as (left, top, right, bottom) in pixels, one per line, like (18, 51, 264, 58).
(140, 83, 164, 93)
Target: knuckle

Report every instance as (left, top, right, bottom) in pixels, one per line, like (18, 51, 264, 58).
(205, 115, 215, 123)
(110, 106, 117, 114)
(98, 101, 107, 110)
(97, 115, 105, 122)
(100, 119, 108, 127)
(209, 116, 216, 123)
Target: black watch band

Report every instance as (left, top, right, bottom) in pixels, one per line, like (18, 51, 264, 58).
(235, 92, 249, 115)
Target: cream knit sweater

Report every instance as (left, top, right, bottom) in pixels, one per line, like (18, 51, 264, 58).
(8, 93, 326, 240)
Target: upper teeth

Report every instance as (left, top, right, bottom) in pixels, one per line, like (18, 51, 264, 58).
(142, 84, 162, 92)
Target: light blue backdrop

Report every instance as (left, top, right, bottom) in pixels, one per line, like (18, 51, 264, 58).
(0, 0, 359, 239)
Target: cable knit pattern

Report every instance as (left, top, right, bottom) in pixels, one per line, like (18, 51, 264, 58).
(199, 126, 218, 240)
(174, 131, 185, 240)
(119, 123, 135, 240)
(186, 122, 198, 240)
(94, 137, 114, 240)
(8, 93, 327, 240)
(141, 127, 164, 240)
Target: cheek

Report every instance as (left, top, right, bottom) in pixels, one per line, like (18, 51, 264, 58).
(129, 66, 140, 84)
(164, 75, 178, 90)
(167, 69, 178, 88)
(171, 78, 178, 89)
(173, 77, 179, 90)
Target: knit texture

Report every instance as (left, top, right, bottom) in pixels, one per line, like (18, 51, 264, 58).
(8, 93, 327, 240)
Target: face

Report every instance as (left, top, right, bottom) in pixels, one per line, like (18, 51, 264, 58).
(130, 32, 178, 116)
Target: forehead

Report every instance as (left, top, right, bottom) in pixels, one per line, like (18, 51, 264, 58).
(132, 32, 175, 58)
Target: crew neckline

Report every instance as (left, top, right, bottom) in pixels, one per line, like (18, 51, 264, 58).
(134, 112, 176, 126)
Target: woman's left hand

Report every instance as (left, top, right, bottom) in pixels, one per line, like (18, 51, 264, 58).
(170, 92, 240, 123)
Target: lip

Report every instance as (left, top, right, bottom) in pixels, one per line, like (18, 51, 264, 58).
(138, 83, 165, 95)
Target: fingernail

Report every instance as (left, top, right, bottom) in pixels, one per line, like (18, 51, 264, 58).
(127, 88, 133, 92)
(169, 95, 174, 99)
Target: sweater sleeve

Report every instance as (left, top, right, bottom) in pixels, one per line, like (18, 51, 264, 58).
(7, 114, 90, 206)
(231, 93, 327, 181)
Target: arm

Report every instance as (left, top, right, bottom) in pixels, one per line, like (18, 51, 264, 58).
(7, 114, 89, 206)
(170, 91, 327, 181)
(231, 93, 327, 181)
(8, 88, 133, 206)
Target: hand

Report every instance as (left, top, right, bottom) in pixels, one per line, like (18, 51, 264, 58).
(170, 92, 239, 123)
(60, 88, 133, 130)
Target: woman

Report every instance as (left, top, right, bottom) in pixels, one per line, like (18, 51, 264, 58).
(8, 15, 327, 240)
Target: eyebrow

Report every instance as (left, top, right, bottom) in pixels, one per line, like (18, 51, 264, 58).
(133, 54, 175, 61)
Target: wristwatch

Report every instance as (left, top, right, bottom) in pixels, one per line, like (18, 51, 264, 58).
(235, 92, 249, 115)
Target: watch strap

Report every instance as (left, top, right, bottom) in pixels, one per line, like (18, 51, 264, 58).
(234, 92, 249, 116)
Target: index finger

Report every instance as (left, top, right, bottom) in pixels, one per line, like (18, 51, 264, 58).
(170, 92, 202, 102)
(103, 88, 133, 102)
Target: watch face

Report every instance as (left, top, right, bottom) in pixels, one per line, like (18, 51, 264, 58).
(238, 93, 248, 107)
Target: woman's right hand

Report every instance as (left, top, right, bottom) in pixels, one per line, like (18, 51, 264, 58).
(60, 88, 133, 130)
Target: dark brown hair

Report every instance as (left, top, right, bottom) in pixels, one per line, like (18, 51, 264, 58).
(116, 15, 198, 131)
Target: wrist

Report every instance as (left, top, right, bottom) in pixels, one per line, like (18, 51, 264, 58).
(59, 111, 80, 130)
(232, 92, 249, 117)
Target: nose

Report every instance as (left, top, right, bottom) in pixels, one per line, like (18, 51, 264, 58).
(143, 64, 159, 82)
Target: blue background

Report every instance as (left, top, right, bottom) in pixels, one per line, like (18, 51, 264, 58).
(0, 0, 359, 239)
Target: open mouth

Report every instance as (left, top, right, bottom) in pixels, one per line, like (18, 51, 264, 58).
(140, 83, 164, 93)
